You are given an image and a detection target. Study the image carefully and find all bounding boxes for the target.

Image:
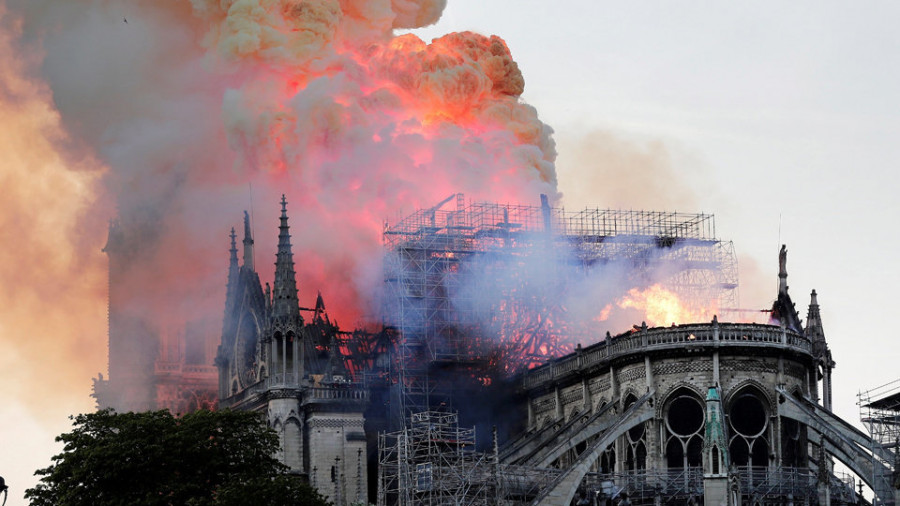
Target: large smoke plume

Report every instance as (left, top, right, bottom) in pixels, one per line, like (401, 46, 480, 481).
(3, 0, 557, 415)
(1, 0, 757, 496)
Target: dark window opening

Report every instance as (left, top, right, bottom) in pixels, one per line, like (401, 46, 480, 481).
(730, 394, 767, 437)
(599, 448, 616, 474)
(667, 396, 704, 436)
(666, 438, 685, 469)
(751, 440, 769, 467)
(781, 418, 805, 467)
(687, 436, 703, 467)
(730, 438, 749, 466)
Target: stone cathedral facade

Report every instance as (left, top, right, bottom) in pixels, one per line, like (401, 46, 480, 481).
(93, 220, 219, 414)
(216, 197, 369, 506)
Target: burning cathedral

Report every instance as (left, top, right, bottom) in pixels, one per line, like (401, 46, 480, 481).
(59, 0, 900, 504)
(208, 193, 899, 506)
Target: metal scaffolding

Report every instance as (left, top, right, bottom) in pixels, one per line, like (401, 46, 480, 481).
(860, 379, 900, 504)
(382, 194, 739, 419)
(377, 426, 852, 506)
(377, 410, 497, 506)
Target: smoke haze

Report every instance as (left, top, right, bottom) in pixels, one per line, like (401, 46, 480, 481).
(555, 129, 702, 211)
(1, 0, 557, 425)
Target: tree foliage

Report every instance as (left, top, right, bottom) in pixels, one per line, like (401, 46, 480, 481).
(25, 409, 330, 506)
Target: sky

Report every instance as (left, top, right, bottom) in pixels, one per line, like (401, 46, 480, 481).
(2, 1, 900, 504)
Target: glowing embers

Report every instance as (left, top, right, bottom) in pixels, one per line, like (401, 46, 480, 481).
(665, 392, 704, 469)
(727, 391, 770, 467)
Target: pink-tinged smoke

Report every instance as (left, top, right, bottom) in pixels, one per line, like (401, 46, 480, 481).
(7, 0, 557, 345)
(191, 0, 558, 322)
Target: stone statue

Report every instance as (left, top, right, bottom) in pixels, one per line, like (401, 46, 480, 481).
(779, 244, 787, 275)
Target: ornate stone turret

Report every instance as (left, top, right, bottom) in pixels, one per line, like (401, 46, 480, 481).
(242, 210, 254, 272)
(228, 227, 238, 272)
(218, 199, 369, 505)
(223, 228, 239, 316)
(216, 228, 241, 399)
(703, 386, 729, 476)
(272, 195, 300, 321)
(703, 386, 734, 506)
(805, 289, 835, 409)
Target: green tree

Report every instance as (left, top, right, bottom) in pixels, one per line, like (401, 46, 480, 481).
(25, 409, 330, 506)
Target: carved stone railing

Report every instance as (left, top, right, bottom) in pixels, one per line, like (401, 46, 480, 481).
(301, 386, 370, 405)
(266, 373, 301, 387)
(221, 375, 369, 408)
(154, 362, 217, 376)
(523, 323, 811, 390)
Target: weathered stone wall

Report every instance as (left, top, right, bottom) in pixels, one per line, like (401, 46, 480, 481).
(307, 413, 368, 505)
(522, 323, 816, 473)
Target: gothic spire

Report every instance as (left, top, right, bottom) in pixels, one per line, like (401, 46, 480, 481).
(229, 227, 238, 269)
(221, 227, 241, 359)
(806, 290, 833, 362)
(242, 211, 254, 271)
(703, 385, 729, 476)
(805, 289, 823, 340)
(226, 227, 239, 296)
(272, 195, 300, 319)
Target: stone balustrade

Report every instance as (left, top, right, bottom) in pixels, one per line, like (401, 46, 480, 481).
(523, 322, 811, 390)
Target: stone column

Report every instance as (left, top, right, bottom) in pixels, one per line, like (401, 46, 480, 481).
(583, 377, 592, 412)
(816, 435, 830, 506)
(713, 352, 720, 387)
(292, 335, 299, 382)
(271, 338, 278, 378)
(555, 387, 563, 420)
(527, 397, 534, 429)
(282, 336, 288, 377)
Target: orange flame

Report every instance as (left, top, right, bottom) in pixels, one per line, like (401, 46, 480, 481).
(616, 284, 716, 327)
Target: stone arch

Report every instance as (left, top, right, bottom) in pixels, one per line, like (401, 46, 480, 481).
(285, 330, 296, 375)
(272, 331, 283, 368)
(268, 417, 286, 462)
(620, 387, 641, 410)
(657, 382, 705, 419)
(273, 330, 283, 344)
(725, 379, 776, 415)
(283, 417, 303, 470)
(661, 385, 705, 470)
(531, 396, 655, 504)
(725, 382, 771, 467)
(621, 391, 647, 471)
